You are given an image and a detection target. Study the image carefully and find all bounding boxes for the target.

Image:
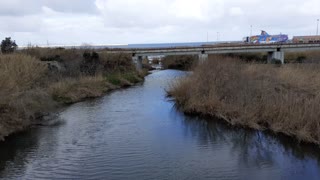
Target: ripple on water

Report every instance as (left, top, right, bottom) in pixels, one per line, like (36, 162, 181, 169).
(0, 70, 320, 180)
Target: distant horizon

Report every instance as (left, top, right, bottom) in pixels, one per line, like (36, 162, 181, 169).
(1, 0, 319, 45)
(17, 33, 320, 47)
(17, 41, 226, 49)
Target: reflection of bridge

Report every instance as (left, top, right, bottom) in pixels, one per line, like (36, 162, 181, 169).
(106, 43, 320, 69)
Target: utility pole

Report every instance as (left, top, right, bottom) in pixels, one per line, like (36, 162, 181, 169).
(217, 32, 220, 41)
(317, 19, 319, 35)
(250, 25, 252, 37)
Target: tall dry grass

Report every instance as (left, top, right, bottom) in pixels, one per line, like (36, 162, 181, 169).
(49, 75, 112, 104)
(0, 54, 47, 104)
(0, 48, 146, 140)
(169, 56, 320, 145)
(0, 54, 53, 140)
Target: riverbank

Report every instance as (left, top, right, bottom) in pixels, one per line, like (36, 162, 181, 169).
(0, 48, 147, 140)
(2, 69, 320, 179)
(168, 56, 320, 145)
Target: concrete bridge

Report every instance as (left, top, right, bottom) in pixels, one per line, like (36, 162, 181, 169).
(106, 43, 320, 69)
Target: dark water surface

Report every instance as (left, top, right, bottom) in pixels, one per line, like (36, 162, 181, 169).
(0, 70, 320, 180)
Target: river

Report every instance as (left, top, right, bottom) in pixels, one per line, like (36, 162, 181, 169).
(0, 70, 320, 180)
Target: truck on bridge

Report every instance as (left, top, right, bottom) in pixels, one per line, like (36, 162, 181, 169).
(243, 30, 289, 44)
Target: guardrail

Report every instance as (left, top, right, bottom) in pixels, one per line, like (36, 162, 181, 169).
(103, 43, 320, 56)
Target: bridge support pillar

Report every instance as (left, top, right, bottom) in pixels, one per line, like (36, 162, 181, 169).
(267, 52, 273, 64)
(132, 56, 143, 70)
(199, 54, 208, 63)
(267, 51, 284, 64)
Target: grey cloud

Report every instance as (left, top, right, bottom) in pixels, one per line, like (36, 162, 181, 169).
(0, 0, 98, 17)
(1, 0, 320, 45)
(0, 1, 41, 16)
(42, 0, 98, 14)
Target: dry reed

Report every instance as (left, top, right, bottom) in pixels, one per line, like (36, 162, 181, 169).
(0, 54, 47, 104)
(0, 49, 146, 140)
(169, 55, 320, 145)
(49, 75, 112, 104)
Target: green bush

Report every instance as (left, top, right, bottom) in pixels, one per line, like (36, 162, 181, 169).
(1, 37, 17, 54)
(106, 74, 121, 86)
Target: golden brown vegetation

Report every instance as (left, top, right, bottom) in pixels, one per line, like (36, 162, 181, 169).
(0, 54, 53, 140)
(0, 55, 46, 101)
(169, 55, 320, 145)
(0, 48, 147, 140)
(49, 75, 111, 104)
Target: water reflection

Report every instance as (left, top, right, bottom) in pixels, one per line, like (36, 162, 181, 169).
(177, 113, 320, 179)
(0, 70, 319, 179)
(0, 129, 41, 178)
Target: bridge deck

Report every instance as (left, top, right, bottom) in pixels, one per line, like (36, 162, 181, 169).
(104, 43, 320, 56)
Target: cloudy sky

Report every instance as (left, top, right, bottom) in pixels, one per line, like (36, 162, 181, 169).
(0, 0, 319, 46)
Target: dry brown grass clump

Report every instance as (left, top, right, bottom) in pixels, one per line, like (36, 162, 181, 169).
(0, 49, 146, 140)
(0, 54, 52, 140)
(0, 54, 47, 104)
(49, 75, 112, 104)
(169, 56, 320, 145)
(0, 47, 145, 140)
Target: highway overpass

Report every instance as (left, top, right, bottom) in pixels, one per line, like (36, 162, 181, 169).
(105, 43, 320, 69)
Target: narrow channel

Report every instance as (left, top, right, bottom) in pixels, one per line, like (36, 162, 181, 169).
(0, 70, 319, 180)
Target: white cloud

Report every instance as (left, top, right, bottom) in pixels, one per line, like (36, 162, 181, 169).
(298, 0, 320, 16)
(169, 0, 224, 21)
(95, 0, 170, 28)
(42, 0, 98, 14)
(0, 0, 319, 45)
(0, 15, 42, 32)
(229, 7, 244, 17)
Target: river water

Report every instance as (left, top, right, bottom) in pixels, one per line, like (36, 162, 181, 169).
(0, 70, 320, 180)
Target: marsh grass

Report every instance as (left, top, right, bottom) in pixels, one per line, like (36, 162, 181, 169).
(0, 54, 54, 140)
(0, 48, 146, 140)
(49, 75, 111, 104)
(0, 54, 47, 104)
(169, 55, 320, 145)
